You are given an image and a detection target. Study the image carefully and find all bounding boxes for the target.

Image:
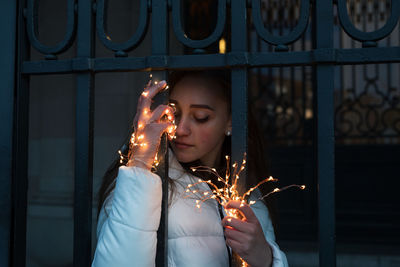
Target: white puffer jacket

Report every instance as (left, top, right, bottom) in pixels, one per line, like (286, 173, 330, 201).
(92, 152, 288, 267)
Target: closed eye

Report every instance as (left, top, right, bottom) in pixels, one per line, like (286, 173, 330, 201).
(195, 116, 209, 123)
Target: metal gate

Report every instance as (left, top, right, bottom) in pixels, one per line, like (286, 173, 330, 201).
(2, 0, 400, 266)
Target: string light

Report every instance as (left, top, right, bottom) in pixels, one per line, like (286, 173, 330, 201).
(184, 154, 306, 266)
(118, 77, 175, 170)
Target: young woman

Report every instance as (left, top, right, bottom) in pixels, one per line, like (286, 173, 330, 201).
(92, 71, 288, 267)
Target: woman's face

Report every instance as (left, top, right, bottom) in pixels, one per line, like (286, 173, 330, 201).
(169, 76, 231, 167)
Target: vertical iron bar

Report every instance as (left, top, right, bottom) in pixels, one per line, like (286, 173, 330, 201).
(152, 0, 169, 266)
(12, 1, 31, 266)
(231, 1, 247, 265)
(301, 32, 307, 142)
(74, 0, 94, 266)
(0, 1, 17, 266)
(230, 0, 248, 196)
(313, 0, 336, 266)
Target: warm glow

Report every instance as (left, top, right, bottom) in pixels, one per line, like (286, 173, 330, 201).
(219, 38, 226, 54)
(118, 78, 175, 169)
(185, 154, 306, 266)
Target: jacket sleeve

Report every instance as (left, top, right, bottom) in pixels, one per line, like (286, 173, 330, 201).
(92, 166, 162, 267)
(250, 190, 289, 267)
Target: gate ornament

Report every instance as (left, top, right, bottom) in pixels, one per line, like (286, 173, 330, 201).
(26, 0, 76, 58)
(337, 0, 400, 46)
(251, 0, 310, 51)
(171, 0, 226, 49)
(96, 0, 149, 56)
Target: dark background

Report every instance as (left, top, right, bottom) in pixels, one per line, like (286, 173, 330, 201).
(3, 0, 400, 266)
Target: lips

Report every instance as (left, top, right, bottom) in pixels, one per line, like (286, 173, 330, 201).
(173, 140, 193, 149)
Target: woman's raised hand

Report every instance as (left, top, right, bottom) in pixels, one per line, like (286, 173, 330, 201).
(221, 200, 273, 267)
(127, 80, 176, 170)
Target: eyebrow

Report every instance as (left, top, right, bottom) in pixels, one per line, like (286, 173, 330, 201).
(190, 104, 215, 111)
(169, 100, 215, 111)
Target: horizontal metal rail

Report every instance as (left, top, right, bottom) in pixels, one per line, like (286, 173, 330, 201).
(22, 47, 400, 75)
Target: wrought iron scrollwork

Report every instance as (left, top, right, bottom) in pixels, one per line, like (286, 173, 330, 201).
(171, 0, 226, 49)
(337, 0, 400, 45)
(250, 0, 400, 145)
(335, 64, 400, 141)
(26, 0, 76, 58)
(96, 0, 149, 56)
(335, 1, 400, 143)
(251, 0, 310, 50)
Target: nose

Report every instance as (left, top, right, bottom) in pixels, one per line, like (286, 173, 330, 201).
(175, 117, 191, 137)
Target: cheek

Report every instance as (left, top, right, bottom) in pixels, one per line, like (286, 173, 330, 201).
(198, 128, 214, 144)
(197, 124, 225, 146)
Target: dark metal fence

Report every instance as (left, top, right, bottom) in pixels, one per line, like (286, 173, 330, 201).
(2, 0, 400, 266)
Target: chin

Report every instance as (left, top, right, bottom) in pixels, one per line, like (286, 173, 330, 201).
(171, 146, 197, 163)
(173, 151, 196, 163)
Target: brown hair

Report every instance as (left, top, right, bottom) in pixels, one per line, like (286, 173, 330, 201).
(96, 70, 277, 230)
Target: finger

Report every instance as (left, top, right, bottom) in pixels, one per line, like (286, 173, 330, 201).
(222, 216, 251, 233)
(224, 226, 248, 243)
(135, 96, 151, 126)
(136, 80, 168, 123)
(144, 80, 167, 100)
(225, 238, 243, 254)
(149, 105, 175, 124)
(145, 79, 152, 87)
(149, 122, 176, 137)
(224, 200, 258, 223)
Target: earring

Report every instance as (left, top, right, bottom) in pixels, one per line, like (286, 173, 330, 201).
(226, 130, 231, 136)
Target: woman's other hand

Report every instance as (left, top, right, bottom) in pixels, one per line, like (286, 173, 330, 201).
(221, 200, 273, 267)
(127, 80, 176, 170)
